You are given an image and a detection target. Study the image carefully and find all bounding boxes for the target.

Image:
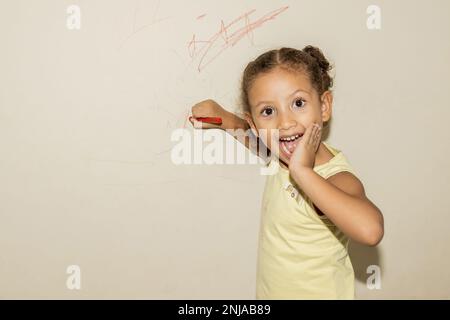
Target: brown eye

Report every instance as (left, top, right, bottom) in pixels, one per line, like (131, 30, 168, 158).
(294, 98, 305, 108)
(261, 107, 274, 117)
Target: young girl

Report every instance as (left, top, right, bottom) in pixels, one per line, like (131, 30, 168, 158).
(188, 46, 384, 299)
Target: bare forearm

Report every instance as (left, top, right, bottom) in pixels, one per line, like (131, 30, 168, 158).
(291, 168, 383, 245)
(222, 112, 268, 160)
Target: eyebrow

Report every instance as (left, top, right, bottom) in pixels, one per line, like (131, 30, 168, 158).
(254, 89, 311, 109)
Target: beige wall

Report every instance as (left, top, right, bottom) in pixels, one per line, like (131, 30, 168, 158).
(1, 0, 449, 299)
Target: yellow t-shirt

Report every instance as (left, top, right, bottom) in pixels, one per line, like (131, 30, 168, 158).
(256, 141, 357, 299)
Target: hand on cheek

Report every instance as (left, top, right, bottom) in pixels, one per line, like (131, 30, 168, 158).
(288, 122, 322, 174)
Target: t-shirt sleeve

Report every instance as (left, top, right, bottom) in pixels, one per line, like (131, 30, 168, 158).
(313, 153, 358, 180)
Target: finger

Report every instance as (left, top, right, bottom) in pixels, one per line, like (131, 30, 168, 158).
(315, 133, 321, 151)
(314, 126, 321, 149)
(313, 126, 320, 144)
(314, 125, 321, 139)
(304, 123, 315, 143)
(315, 125, 322, 142)
(314, 123, 321, 134)
(313, 128, 320, 143)
(308, 124, 318, 145)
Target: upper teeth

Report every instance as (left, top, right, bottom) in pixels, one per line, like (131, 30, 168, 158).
(280, 134, 301, 141)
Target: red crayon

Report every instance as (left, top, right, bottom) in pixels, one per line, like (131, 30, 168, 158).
(191, 116, 222, 125)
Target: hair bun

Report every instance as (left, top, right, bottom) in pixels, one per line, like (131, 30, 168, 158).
(302, 45, 331, 73)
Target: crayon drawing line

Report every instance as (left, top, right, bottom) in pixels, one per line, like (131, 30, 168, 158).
(118, 0, 172, 50)
(187, 6, 289, 72)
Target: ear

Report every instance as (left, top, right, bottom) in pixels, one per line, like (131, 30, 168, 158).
(244, 112, 259, 137)
(320, 90, 333, 123)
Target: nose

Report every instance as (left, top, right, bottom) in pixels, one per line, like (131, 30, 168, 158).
(278, 111, 297, 132)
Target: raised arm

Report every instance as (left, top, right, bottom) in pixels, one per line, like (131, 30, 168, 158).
(189, 99, 269, 162)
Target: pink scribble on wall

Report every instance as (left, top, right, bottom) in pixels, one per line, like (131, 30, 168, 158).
(187, 6, 289, 72)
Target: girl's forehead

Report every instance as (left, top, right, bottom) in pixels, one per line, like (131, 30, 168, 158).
(249, 69, 313, 98)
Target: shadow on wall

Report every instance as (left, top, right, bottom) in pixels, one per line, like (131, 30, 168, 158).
(348, 241, 382, 284)
(324, 118, 383, 285)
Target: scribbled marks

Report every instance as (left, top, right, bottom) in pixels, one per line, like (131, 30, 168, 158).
(187, 6, 289, 72)
(118, 0, 172, 50)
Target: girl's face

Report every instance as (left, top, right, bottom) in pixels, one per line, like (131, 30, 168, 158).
(246, 67, 332, 167)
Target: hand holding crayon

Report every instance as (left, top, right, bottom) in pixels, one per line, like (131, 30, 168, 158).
(188, 99, 229, 129)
